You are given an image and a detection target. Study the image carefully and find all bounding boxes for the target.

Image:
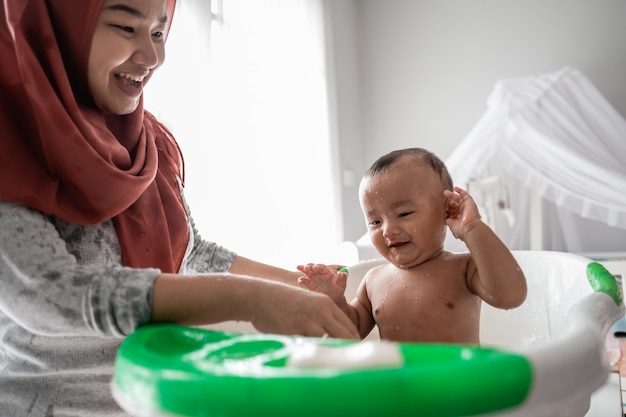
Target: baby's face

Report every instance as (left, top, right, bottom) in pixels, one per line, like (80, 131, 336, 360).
(360, 160, 448, 269)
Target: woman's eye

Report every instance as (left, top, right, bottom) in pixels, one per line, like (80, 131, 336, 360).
(152, 31, 164, 40)
(114, 25, 134, 33)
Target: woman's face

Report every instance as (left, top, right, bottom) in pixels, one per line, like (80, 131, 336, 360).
(88, 0, 169, 114)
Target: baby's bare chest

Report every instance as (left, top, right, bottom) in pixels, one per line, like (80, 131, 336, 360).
(367, 268, 480, 330)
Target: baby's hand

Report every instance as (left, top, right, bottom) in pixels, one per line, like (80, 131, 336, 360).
(444, 186, 482, 241)
(297, 264, 348, 304)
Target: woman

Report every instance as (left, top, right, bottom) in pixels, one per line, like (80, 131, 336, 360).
(0, 0, 358, 415)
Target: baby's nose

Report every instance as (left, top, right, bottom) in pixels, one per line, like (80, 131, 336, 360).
(382, 221, 401, 237)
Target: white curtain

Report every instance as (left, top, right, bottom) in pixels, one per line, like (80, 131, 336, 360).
(146, 0, 342, 268)
(446, 67, 626, 252)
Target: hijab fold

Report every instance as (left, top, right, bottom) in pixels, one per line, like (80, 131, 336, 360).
(0, 0, 188, 273)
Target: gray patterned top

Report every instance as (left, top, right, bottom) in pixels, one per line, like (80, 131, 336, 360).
(0, 200, 236, 416)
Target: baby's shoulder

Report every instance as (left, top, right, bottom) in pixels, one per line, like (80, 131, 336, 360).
(443, 250, 472, 264)
(363, 262, 395, 282)
(432, 251, 473, 277)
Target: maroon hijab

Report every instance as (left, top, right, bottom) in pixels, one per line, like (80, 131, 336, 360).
(0, 0, 189, 272)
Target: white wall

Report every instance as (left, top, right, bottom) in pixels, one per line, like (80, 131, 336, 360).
(328, 0, 626, 241)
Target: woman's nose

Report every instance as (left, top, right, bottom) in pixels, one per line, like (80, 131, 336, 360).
(132, 37, 161, 69)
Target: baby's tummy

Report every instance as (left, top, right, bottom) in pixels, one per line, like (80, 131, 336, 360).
(374, 299, 481, 344)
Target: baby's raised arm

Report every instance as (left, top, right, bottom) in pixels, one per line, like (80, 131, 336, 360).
(445, 187, 527, 309)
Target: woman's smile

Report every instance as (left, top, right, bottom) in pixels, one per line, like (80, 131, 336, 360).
(113, 71, 149, 97)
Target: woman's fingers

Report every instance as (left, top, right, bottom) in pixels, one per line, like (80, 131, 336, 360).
(324, 309, 359, 339)
(291, 293, 359, 339)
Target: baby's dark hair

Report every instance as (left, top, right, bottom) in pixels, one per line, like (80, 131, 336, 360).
(364, 148, 454, 191)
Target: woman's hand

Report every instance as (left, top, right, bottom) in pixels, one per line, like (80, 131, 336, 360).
(250, 282, 358, 339)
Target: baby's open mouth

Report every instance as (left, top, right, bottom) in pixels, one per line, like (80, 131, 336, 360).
(389, 241, 409, 248)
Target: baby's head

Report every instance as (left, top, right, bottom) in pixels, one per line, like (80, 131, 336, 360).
(362, 148, 453, 191)
(359, 148, 453, 268)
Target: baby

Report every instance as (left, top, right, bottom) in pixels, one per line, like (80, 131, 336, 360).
(298, 148, 527, 343)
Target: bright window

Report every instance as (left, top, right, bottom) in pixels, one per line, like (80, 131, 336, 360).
(146, 0, 342, 269)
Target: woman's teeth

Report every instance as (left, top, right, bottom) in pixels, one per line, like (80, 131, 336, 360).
(115, 73, 146, 86)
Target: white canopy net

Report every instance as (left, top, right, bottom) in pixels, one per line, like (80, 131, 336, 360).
(446, 67, 626, 252)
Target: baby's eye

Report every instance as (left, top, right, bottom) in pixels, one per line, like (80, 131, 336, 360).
(368, 220, 381, 227)
(398, 211, 415, 218)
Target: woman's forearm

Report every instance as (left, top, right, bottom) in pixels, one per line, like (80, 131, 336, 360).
(227, 255, 302, 285)
(150, 272, 361, 339)
(151, 272, 260, 325)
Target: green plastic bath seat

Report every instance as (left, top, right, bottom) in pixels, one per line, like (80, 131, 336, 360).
(113, 324, 532, 417)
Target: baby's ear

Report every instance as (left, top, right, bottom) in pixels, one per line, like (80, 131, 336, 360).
(443, 191, 454, 219)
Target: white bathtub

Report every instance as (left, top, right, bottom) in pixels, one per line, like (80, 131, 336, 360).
(113, 251, 624, 417)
